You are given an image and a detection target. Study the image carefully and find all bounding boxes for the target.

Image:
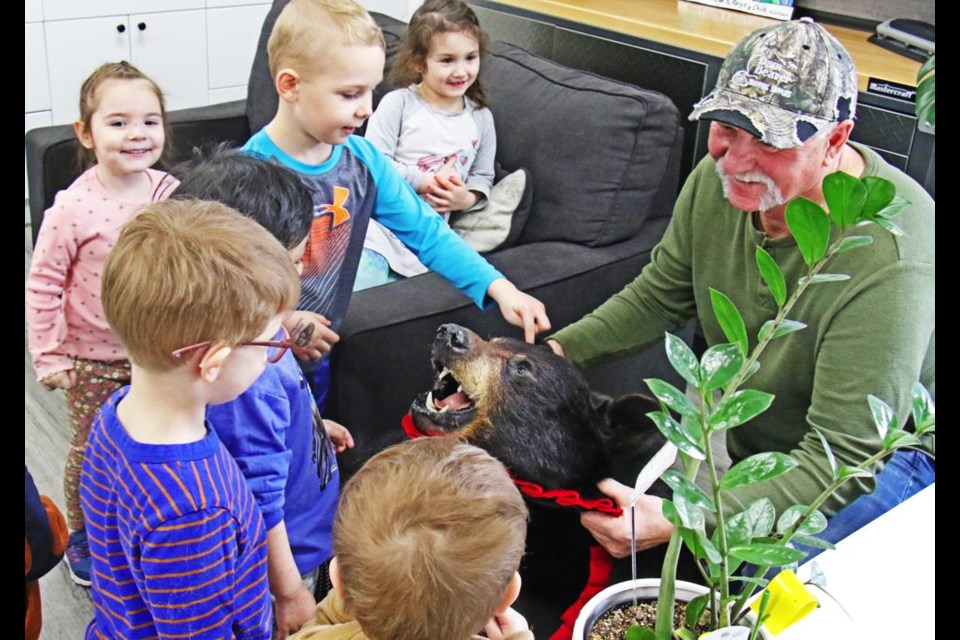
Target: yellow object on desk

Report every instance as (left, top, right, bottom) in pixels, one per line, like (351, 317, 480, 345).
(750, 569, 818, 635)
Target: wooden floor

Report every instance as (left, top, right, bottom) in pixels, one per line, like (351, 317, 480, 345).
(25, 212, 97, 638)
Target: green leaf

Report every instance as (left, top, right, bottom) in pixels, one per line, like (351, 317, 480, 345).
(626, 625, 656, 640)
(728, 575, 770, 588)
(662, 498, 682, 527)
(872, 216, 905, 236)
(793, 533, 835, 551)
(873, 195, 910, 220)
(862, 177, 896, 217)
(645, 378, 700, 420)
(699, 343, 744, 391)
(777, 505, 827, 535)
(663, 470, 716, 512)
(814, 429, 838, 479)
(665, 332, 700, 390)
(673, 493, 705, 531)
(837, 465, 873, 481)
(911, 383, 936, 432)
(710, 289, 749, 355)
(677, 523, 706, 561)
(648, 411, 705, 460)
(918, 53, 935, 80)
(835, 235, 873, 253)
(709, 390, 775, 432)
(755, 247, 786, 307)
(721, 452, 798, 489)
(785, 198, 830, 267)
(696, 529, 722, 564)
(675, 629, 697, 640)
(823, 171, 867, 227)
(758, 319, 806, 342)
(799, 273, 851, 286)
(722, 498, 776, 548)
(867, 394, 895, 438)
(883, 429, 922, 450)
(730, 543, 807, 567)
(686, 594, 710, 629)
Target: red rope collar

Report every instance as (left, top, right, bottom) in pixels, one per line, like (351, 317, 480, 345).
(401, 413, 623, 516)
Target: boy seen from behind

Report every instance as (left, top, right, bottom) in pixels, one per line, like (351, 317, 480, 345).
(80, 200, 301, 639)
(176, 149, 354, 635)
(290, 438, 533, 640)
(244, 0, 550, 409)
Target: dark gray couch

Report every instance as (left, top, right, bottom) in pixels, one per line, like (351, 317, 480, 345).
(26, 6, 685, 633)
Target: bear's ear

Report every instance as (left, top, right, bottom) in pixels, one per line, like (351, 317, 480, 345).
(599, 394, 666, 458)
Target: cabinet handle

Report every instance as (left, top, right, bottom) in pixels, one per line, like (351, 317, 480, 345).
(137, 22, 146, 31)
(116, 23, 126, 33)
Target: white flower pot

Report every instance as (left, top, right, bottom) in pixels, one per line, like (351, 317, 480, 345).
(572, 578, 774, 640)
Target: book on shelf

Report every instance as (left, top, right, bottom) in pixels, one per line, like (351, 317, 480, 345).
(680, 0, 794, 21)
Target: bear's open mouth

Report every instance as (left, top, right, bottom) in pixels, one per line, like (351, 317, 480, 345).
(410, 360, 478, 432)
(425, 362, 474, 413)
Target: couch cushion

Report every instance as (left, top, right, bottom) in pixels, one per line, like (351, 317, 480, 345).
(482, 42, 681, 247)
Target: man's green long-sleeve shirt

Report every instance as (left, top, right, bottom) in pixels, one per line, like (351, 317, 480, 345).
(553, 143, 935, 520)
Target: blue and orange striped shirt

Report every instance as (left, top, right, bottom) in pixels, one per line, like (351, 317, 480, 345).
(80, 387, 272, 639)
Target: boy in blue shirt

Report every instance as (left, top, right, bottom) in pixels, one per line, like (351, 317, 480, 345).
(243, 0, 550, 406)
(176, 149, 353, 636)
(81, 200, 301, 639)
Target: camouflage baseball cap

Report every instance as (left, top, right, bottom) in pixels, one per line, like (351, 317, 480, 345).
(689, 18, 857, 149)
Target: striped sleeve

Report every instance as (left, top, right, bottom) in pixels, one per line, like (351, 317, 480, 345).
(140, 508, 270, 639)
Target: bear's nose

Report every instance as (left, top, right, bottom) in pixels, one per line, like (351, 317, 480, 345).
(436, 324, 470, 352)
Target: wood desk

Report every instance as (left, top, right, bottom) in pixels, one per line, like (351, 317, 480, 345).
(472, 0, 935, 195)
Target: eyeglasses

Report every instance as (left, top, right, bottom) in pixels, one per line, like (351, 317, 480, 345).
(171, 326, 293, 364)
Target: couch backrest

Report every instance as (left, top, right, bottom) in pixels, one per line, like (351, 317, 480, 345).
(482, 42, 682, 247)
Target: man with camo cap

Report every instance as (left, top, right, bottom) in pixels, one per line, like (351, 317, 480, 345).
(547, 18, 935, 559)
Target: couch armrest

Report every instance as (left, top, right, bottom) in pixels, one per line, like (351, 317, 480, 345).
(328, 219, 678, 473)
(25, 100, 250, 246)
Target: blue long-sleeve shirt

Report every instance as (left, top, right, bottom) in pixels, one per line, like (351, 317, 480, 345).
(80, 388, 272, 639)
(207, 352, 339, 575)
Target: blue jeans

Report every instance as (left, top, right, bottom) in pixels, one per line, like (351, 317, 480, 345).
(800, 449, 935, 562)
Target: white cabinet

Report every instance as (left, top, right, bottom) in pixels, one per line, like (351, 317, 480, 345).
(207, 4, 271, 90)
(25, 24, 50, 113)
(41, 0, 203, 22)
(25, 0, 43, 23)
(44, 10, 208, 123)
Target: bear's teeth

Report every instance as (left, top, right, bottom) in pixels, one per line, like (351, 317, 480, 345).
(439, 367, 452, 380)
(457, 385, 463, 394)
(438, 405, 450, 413)
(426, 391, 435, 410)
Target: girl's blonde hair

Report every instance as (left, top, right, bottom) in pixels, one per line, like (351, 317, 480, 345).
(391, 0, 488, 108)
(76, 61, 172, 169)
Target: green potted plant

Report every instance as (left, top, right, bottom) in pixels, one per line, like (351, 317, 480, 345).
(573, 170, 936, 640)
(916, 54, 935, 134)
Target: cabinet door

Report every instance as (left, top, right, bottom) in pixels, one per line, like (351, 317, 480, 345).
(25, 23, 51, 112)
(207, 4, 270, 90)
(130, 9, 208, 111)
(25, 0, 43, 23)
(44, 16, 131, 124)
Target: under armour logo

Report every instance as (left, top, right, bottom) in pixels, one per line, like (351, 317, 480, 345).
(320, 187, 351, 227)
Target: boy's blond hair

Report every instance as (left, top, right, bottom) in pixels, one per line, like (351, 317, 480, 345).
(102, 199, 300, 372)
(335, 438, 528, 640)
(268, 0, 385, 79)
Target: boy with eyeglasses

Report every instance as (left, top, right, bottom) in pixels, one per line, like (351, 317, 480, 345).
(80, 199, 300, 639)
(175, 148, 353, 637)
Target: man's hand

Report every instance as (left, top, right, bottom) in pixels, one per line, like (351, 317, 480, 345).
(322, 419, 355, 453)
(274, 583, 317, 638)
(546, 339, 565, 358)
(483, 607, 529, 640)
(284, 311, 340, 361)
(580, 478, 673, 558)
(486, 279, 551, 344)
(41, 369, 76, 391)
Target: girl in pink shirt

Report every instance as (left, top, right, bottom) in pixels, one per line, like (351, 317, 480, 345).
(26, 61, 177, 586)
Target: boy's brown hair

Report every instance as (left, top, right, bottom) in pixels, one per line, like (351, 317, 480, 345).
(267, 0, 385, 79)
(334, 438, 528, 640)
(102, 199, 300, 372)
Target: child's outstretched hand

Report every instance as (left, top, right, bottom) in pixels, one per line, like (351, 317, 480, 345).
(322, 419, 355, 453)
(483, 607, 529, 640)
(487, 279, 551, 344)
(284, 311, 340, 361)
(41, 369, 76, 391)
